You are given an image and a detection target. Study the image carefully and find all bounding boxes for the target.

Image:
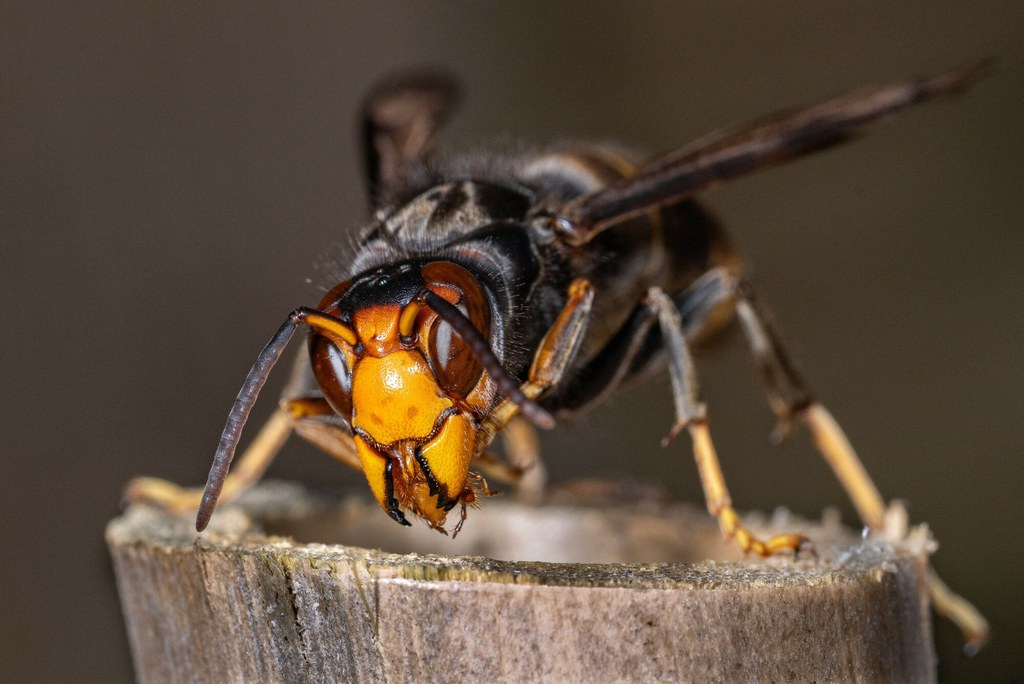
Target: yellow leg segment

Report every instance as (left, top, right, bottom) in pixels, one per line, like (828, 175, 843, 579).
(798, 402, 989, 651)
(285, 399, 361, 471)
(926, 569, 990, 654)
(799, 404, 887, 531)
(481, 278, 594, 439)
(736, 285, 988, 648)
(471, 279, 593, 504)
(689, 420, 808, 556)
(500, 417, 546, 503)
(123, 407, 293, 514)
(646, 286, 807, 557)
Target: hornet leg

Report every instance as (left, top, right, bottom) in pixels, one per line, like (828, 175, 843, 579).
(123, 407, 294, 514)
(499, 416, 546, 503)
(469, 278, 594, 503)
(647, 286, 808, 556)
(124, 352, 359, 515)
(472, 416, 547, 504)
(481, 278, 596, 437)
(735, 280, 988, 650)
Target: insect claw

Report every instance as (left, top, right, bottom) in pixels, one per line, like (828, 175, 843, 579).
(795, 537, 817, 560)
(451, 502, 469, 539)
(660, 419, 687, 447)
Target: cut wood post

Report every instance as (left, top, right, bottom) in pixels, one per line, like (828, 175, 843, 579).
(107, 481, 937, 683)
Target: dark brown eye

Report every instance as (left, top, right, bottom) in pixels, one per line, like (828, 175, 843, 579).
(421, 261, 491, 398)
(309, 336, 354, 420)
(426, 304, 482, 398)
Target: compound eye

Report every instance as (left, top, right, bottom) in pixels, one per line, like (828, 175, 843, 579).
(309, 335, 354, 420)
(421, 261, 491, 399)
(426, 304, 483, 398)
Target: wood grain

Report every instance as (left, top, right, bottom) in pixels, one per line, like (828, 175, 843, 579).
(107, 482, 936, 683)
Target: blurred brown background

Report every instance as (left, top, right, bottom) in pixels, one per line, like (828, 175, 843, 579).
(3, 2, 1021, 681)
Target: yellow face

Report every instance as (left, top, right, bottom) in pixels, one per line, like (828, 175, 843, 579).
(308, 263, 498, 532)
(351, 345, 476, 529)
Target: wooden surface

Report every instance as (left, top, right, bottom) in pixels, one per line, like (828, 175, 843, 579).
(107, 481, 937, 683)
